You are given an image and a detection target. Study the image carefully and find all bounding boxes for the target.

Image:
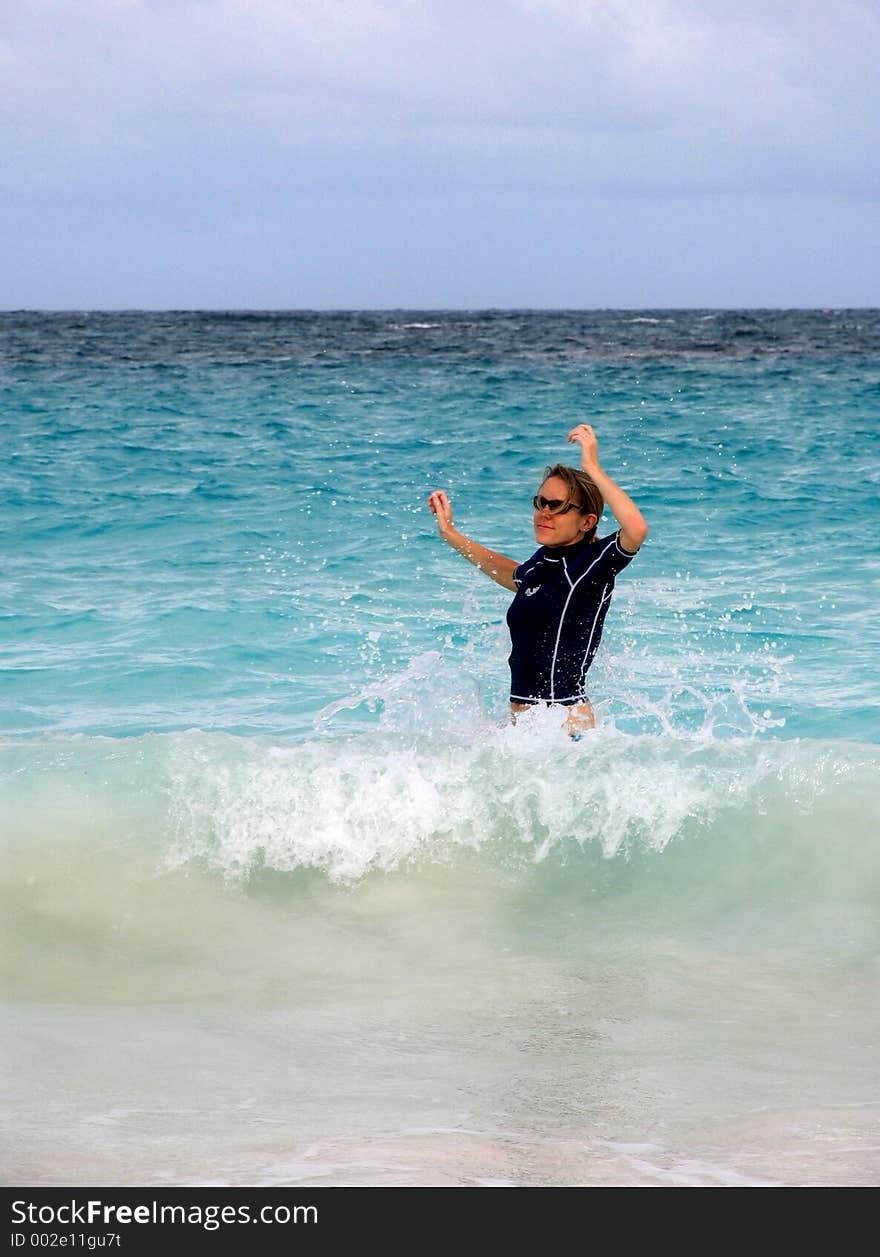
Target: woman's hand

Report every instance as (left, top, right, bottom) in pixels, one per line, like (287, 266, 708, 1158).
(428, 489, 520, 589)
(568, 425, 649, 552)
(567, 424, 600, 474)
(428, 490, 457, 542)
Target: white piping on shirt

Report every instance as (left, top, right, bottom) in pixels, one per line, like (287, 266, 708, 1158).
(514, 562, 540, 586)
(578, 583, 612, 687)
(548, 535, 618, 702)
(614, 535, 639, 557)
(510, 692, 589, 704)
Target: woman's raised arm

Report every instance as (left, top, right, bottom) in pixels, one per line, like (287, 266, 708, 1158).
(428, 490, 520, 592)
(567, 425, 649, 554)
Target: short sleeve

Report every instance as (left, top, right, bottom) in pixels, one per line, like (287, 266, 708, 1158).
(570, 531, 638, 585)
(513, 548, 543, 587)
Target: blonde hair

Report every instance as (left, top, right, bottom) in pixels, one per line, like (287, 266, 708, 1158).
(542, 464, 604, 542)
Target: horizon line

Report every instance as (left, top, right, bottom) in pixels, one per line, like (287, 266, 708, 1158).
(2, 305, 878, 316)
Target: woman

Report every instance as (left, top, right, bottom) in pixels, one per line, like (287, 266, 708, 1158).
(428, 424, 648, 735)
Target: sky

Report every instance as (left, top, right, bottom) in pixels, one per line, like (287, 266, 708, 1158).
(2, 0, 878, 309)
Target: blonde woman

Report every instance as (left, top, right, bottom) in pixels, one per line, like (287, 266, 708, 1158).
(428, 425, 648, 735)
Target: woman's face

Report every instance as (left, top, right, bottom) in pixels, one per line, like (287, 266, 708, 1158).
(533, 476, 597, 546)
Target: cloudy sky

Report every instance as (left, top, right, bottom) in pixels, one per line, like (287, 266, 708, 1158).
(2, 0, 878, 308)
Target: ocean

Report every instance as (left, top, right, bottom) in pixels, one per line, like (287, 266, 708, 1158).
(2, 309, 878, 1186)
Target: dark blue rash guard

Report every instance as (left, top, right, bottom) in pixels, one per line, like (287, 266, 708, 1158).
(506, 530, 637, 705)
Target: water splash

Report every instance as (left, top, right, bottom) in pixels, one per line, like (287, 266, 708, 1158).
(161, 712, 869, 885)
(314, 651, 490, 739)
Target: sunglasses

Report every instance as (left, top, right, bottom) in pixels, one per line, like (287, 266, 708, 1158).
(533, 494, 580, 515)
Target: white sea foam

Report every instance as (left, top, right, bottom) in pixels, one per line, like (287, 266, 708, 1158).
(160, 711, 873, 885)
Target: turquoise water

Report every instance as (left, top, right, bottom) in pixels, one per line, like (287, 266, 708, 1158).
(2, 310, 879, 1186)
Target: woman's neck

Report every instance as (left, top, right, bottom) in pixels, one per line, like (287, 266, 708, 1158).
(543, 532, 595, 559)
